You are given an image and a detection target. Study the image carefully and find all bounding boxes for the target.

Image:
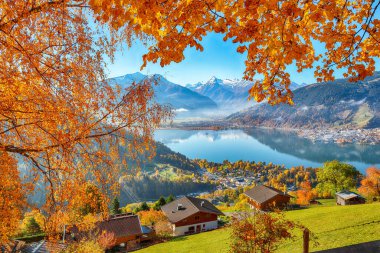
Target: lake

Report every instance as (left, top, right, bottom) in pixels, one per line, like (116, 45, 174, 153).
(155, 128, 380, 173)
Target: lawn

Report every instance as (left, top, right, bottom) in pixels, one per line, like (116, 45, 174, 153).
(135, 201, 380, 253)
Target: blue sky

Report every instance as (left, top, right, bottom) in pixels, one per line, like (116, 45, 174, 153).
(107, 32, 380, 86)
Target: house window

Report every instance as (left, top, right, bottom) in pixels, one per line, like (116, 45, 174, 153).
(203, 224, 205, 228)
(188, 226, 195, 232)
(195, 216, 200, 220)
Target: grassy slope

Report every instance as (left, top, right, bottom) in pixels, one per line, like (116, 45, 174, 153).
(136, 201, 380, 253)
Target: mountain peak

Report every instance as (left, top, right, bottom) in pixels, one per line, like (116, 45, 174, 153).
(206, 76, 222, 84)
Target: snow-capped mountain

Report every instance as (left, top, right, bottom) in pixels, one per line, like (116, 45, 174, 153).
(108, 73, 217, 111)
(186, 77, 254, 108)
(186, 76, 305, 109)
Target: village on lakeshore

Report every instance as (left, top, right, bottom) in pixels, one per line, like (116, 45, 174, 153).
(5, 160, 379, 253)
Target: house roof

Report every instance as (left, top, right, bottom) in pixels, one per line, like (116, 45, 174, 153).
(21, 240, 67, 253)
(161, 196, 224, 223)
(244, 185, 291, 204)
(70, 214, 143, 240)
(336, 190, 364, 200)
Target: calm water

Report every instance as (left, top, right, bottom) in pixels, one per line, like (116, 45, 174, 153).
(154, 128, 380, 173)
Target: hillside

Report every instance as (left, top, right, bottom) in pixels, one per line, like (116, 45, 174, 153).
(108, 73, 217, 111)
(135, 201, 380, 253)
(227, 72, 380, 129)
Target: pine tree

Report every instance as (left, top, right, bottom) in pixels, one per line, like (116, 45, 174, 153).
(139, 202, 150, 212)
(111, 197, 121, 215)
(166, 194, 175, 203)
(153, 196, 167, 211)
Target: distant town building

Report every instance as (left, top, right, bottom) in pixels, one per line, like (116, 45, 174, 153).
(244, 185, 291, 211)
(161, 196, 224, 236)
(336, 191, 366, 206)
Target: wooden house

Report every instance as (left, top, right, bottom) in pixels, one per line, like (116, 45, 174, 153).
(70, 214, 143, 250)
(244, 185, 291, 211)
(161, 196, 224, 236)
(336, 191, 365, 206)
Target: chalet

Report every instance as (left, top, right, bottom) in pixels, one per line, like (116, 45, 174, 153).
(70, 214, 143, 250)
(161, 196, 224, 236)
(336, 190, 365, 206)
(244, 185, 291, 211)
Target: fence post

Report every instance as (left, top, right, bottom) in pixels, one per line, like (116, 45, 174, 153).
(303, 228, 310, 253)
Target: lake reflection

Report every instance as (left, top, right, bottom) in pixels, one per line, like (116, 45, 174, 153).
(154, 128, 380, 173)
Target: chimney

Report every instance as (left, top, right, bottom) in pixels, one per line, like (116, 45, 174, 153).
(201, 201, 205, 207)
(177, 203, 183, 210)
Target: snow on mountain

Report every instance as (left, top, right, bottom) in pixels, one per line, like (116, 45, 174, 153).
(108, 73, 217, 111)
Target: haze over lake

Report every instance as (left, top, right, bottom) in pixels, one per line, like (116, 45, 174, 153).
(155, 128, 380, 173)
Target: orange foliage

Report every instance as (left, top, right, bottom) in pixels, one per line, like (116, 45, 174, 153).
(91, 0, 380, 104)
(138, 209, 167, 226)
(2, 0, 379, 238)
(0, 0, 170, 236)
(97, 230, 117, 250)
(358, 167, 380, 198)
(296, 181, 316, 206)
(0, 152, 26, 244)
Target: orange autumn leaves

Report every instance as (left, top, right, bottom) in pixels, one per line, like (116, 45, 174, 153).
(359, 167, 380, 198)
(0, 0, 170, 240)
(0, 152, 26, 244)
(296, 181, 317, 206)
(90, 0, 380, 104)
(1, 0, 380, 244)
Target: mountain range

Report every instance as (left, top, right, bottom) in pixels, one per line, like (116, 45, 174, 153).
(109, 72, 380, 129)
(186, 77, 304, 109)
(109, 72, 217, 111)
(109, 73, 305, 112)
(227, 72, 380, 129)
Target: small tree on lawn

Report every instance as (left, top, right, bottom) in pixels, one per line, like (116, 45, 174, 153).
(111, 197, 121, 215)
(229, 211, 303, 253)
(316, 161, 360, 196)
(154, 219, 173, 239)
(358, 167, 380, 199)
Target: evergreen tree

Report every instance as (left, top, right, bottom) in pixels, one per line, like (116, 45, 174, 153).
(25, 217, 42, 235)
(153, 196, 167, 211)
(166, 194, 175, 203)
(111, 197, 121, 215)
(137, 202, 150, 212)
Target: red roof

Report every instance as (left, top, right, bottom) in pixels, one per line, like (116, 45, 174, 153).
(70, 214, 142, 240)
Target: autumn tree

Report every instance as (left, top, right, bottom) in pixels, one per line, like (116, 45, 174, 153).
(138, 209, 167, 226)
(97, 231, 117, 250)
(91, 0, 380, 104)
(316, 161, 360, 196)
(296, 181, 316, 206)
(229, 211, 302, 253)
(358, 167, 380, 198)
(154, 219, 173, 239)
(0, 0, 171, 236)
(0, 152, 26, 244)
